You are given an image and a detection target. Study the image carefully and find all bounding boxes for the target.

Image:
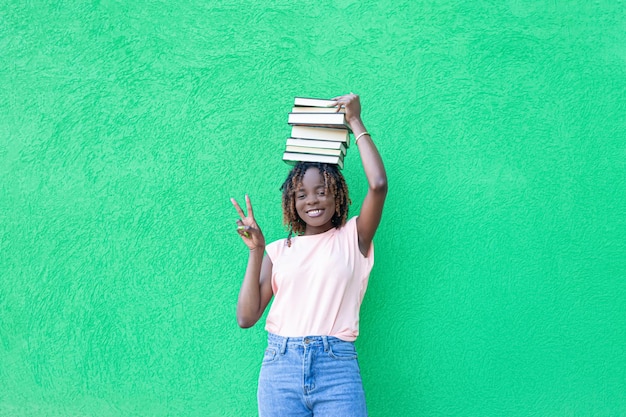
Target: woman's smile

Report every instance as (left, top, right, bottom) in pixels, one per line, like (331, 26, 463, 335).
(306, 209, 324, 217)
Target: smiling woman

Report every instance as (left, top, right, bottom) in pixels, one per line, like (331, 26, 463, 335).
(231, 93, 387, 417)
(294, 168, 337, 232)
(283, 163, 351, 242)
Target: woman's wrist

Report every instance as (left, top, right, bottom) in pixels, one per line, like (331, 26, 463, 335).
(348, 117, 366, 135)
(354, 131, 371, 144)
(249, 246, 265, 254)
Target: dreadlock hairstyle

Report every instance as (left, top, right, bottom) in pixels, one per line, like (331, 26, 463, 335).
(280, 162, 350, 246)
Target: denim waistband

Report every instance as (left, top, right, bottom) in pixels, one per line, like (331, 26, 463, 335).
(267, 333, 349, 354)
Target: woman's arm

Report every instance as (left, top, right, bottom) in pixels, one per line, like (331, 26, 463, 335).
(236, 251, 273, 328)
(231, 195, 274, 328)
(333, 94, 388, 256)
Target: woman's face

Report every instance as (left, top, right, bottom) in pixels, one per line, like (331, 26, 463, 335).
(294, 167, 336, 235)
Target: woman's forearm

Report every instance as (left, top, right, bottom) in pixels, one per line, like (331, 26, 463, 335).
(236, 248, 265, 328)
(350, 118, 388, 192)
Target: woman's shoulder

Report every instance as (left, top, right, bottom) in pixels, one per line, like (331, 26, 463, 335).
(332, 216, 359, 240)
(267, 237, 287, 249)
(266, 238, 287, 247)
(265, 237, 288, 260)
(341, 216, 359, 231)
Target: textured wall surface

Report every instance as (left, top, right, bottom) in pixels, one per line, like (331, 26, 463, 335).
(2, 1, 625, 416)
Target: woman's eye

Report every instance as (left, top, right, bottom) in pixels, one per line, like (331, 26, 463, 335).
(297, 194, 305, 199)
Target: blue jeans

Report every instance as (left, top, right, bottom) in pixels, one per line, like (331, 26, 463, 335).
(258, 333, 367, 417)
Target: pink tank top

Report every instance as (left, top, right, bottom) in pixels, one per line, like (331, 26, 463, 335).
(264, 217, 374, 341)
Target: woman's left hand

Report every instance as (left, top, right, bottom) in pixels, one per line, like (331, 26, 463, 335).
(332, 93, 362, 126)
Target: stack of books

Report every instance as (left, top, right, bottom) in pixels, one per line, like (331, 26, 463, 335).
(282, 97, 352, 169)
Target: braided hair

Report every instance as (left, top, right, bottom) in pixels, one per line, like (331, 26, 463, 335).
(280, 162, 350, 246)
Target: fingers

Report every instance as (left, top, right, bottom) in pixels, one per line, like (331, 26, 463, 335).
(237, 225, 251, 239)
(232, 194, 256, 219)
(235, 219, 249, 237)
(237, 224, 263, 240)
(232, 195, 266, 248)
(233, 196, 256, 238)
(332, 94, 359, 113)
(245, 194, 254, 219)
(231, 197, 246, 219)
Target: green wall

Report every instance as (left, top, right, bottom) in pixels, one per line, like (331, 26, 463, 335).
(2, 1, 625, 416)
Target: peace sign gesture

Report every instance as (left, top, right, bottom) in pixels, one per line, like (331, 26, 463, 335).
(231, 195, 265, 251)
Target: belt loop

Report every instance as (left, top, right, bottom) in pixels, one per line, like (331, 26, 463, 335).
(280, 336, 288, 354)
(322, 336, 329, 352)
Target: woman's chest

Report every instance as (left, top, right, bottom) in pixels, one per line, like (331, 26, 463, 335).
(272, 239, 354, 288)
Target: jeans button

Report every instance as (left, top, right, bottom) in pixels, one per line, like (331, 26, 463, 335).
(304, 338, 310, 344)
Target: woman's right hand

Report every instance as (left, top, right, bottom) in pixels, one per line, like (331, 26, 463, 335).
(231, 195, 265, 251)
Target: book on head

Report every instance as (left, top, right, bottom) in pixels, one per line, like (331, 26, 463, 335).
(293, 97, 338, 107)
(284, 145, 344, 157)
(285, 137, 347, 153)
(290, 125, 350, 146)
(288, 112, 351, 131)
(291, 106, 345, 114)
(283, 151, 344, 169)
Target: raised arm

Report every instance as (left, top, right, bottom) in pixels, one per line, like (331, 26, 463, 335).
(333, 94, 388, 256)
(231, 195, 274, 328)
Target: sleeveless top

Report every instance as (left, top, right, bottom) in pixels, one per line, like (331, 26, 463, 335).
(264, 217, 374, 341)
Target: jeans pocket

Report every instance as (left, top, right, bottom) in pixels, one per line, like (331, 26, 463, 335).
(328, 341, 358, 360)
(262, 347, 278, 364)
